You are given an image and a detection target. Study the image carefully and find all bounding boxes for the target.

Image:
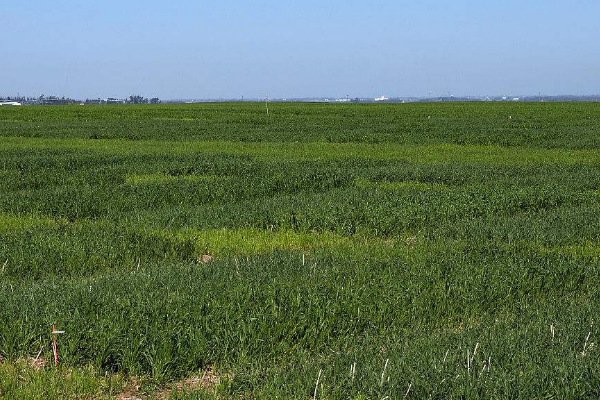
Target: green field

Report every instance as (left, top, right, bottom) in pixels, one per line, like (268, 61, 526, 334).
(1, 102, 600, 399)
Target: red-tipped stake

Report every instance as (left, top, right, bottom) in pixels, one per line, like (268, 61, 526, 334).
(51, 324, 65, 366)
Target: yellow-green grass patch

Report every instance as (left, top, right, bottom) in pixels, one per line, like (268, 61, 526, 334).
(124, 173, 231, 185)
(3, 136, 600, 166)
(0, 360, 125, 400)
(354, 178, 442, 191)
(0, 213, 64, 233)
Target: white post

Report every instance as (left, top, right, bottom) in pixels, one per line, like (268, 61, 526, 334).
(265, 95, 269, 115)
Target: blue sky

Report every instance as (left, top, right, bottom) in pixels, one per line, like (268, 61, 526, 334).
(2, 1, 599, 99)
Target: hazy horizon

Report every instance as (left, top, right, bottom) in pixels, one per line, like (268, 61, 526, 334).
(2, 1, 599, 99)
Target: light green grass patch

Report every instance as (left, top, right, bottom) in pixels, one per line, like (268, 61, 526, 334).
(171, 228, 354, 257)
(539, 241, 600, 261)
(155, 227, 435, 262)
(495, 239, 600, 262)
(0, 361, 124, 400)
(355, 178, 441, 191)
(3, 136, 600, 166)
(0, 213, 63, 233)
(125, 174, 231, 185)
(152, 117, 200, 121)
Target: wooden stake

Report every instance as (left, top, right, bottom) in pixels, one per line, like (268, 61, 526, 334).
(51, 324, 65, 366)
(52, 324, 58, 366)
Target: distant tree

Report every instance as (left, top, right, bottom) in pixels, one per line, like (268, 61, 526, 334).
(150, 97, 161, 104)
(128, 95, 146, 104)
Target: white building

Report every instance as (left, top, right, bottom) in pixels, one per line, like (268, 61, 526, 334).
(0, 101, 22, 106)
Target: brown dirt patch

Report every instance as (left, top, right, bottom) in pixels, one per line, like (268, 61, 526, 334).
(155, 365, 220, 399)
(198, 254, 213, 263)
(2, 356, 47, 371)
(116, 376, 142, 400)
(405, 235, 418, 248)
(29, 356, 47, 371)
(116, 365, 220, 400)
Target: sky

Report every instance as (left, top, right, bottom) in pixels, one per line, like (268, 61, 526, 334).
(1, 1, 599, 99)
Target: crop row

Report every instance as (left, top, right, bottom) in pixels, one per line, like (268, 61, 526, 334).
(1, 102, 600, 147)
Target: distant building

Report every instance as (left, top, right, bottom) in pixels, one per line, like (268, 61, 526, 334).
(0, 101, 22, 106)
(38, 96, 77, 105)
(85, 98, 103, 105)
(374, 96, 389, 102)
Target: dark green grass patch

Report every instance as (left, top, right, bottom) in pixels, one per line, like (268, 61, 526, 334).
(2, 102, 600, 147)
